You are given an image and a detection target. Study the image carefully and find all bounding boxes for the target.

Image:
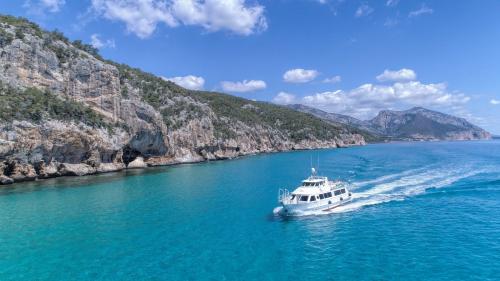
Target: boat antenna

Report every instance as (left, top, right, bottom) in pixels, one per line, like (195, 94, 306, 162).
(317, 154, 319, 175)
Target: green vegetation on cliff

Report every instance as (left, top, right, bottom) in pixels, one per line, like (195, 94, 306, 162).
(111, 62, 355, 141)
(0, 83, 109, 128)
(197, 92, 344, 141)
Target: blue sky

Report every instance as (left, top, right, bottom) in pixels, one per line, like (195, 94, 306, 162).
(2, 0, 499, 133)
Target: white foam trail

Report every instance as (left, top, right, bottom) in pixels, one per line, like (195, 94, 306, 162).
(398, 169, 482, 197)
(353, 168, 458, 199)
(351, 166, 432, 190)
(295, 165, 488, 216)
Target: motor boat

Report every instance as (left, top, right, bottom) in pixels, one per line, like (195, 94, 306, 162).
(276, 168, 352, 216)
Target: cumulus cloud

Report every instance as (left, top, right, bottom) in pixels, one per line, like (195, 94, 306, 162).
(163, 75, 205, 90)
(274, 80, 470, 120)
(272, 92, 296, 104)
(91, 0, 267, 38)
(24, 0, 65, 13)
(90, 34, 115, 49)
(91, 0, 177, 38)
(171, 0, 267, 35)
(221, 80, 266, 92)
(283, 68, 319, 83)
(491, 99, 500, 105)
(409, 4, 434, 18)
(323, 75, 341, 84)
(355, 4, 373, 18)
(377, 68, 417, 82)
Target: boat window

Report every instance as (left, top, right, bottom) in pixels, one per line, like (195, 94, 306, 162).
(324, 192, 331, 198)
(341, 189, 346, 194)
(319, 194, 324, 199)
(334, 190, 341, 196)
(310, 196, 316, 202)
(290, 195, 296, 200)
(300, 196, 309, 202)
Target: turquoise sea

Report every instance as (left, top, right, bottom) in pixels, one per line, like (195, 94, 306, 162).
(1, 141, 500, 280)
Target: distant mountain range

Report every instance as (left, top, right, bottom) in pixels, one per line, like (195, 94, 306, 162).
(287, 104, 491, 141)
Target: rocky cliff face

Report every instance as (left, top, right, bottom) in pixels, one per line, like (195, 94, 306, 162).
(0, 16, 365, 184)
(369, 107, 491, 141)
(288, 104, 491, 141)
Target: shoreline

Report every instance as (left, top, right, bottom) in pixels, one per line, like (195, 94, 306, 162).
(2, 138, 495, 188)
(0, 143, 362, 187)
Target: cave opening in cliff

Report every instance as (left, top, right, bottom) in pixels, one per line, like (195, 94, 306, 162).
(122, 146, 142, 166)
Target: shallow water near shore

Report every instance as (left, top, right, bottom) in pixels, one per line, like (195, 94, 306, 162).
(1, 141, 500, 280)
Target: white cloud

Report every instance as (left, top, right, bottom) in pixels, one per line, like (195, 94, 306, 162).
(283, 68, 319, 83)
(171, 0, 267, 35)
(275, 80, 470, 120)
(409, 4, 434, 18)
(272, 92, 296, 104)
(221, 80, 266, 92)
(323, 75, 342, 84)
(377, 68, 417, 82)
(24, 0, 65, 13)
(41, 0, 65, 11)
(386, 0, 399, 7)
(491, 99, 500, 105)
(91, 0, 177, 39)
(90, 34, 115, 49)
(91, 0, 267, 38)
(163, 75, 205, 90)
(355, 4, 373, 18)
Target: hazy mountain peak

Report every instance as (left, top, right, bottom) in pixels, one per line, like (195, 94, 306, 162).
(289, 104, 491, 141)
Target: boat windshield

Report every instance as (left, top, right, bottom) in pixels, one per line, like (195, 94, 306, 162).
(302, 181, 324, 187)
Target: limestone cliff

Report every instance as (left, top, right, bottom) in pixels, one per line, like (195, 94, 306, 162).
(0, 16, 365, 184)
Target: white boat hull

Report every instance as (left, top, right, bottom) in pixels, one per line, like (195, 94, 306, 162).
(279, 196, 352, 216)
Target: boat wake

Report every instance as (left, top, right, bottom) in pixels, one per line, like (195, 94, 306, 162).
(292, 164, 489, 216)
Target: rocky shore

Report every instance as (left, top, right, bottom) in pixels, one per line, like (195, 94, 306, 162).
(0, 119, 364, 184)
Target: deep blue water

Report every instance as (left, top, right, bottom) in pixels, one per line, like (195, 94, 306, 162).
(1, 141, 500, 281)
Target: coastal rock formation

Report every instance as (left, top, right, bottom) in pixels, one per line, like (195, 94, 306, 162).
(0, 16, 365, 184)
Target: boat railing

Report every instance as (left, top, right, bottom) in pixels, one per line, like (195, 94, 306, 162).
(278, 188, 291, 204)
